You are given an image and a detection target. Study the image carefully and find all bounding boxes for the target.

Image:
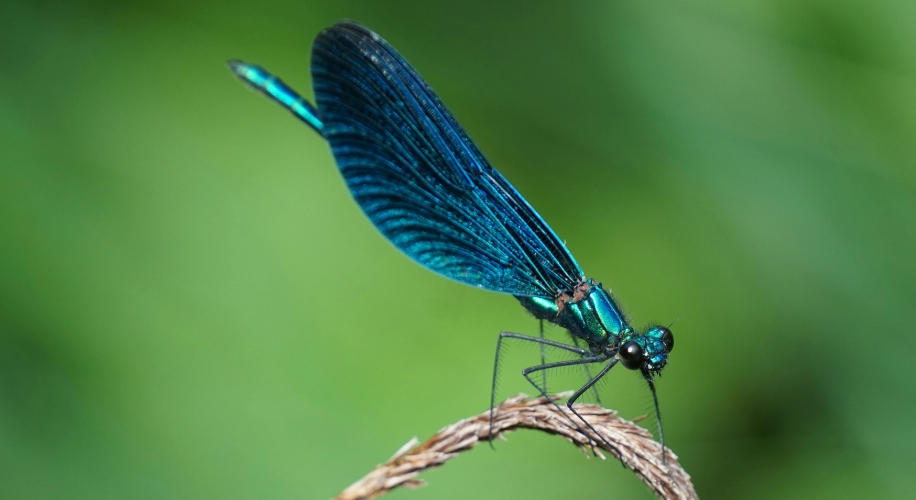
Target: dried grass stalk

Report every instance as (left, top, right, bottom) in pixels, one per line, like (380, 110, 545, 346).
(335, 393, 698, 500)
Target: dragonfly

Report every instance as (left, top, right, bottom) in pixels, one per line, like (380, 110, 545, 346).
(228, 20, 675, 461)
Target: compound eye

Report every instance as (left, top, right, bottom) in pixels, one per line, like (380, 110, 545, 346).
(619, 341, 643, 370)
(658, 327, 674, 352)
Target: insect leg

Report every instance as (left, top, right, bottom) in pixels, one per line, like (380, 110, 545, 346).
(519, 356, 614, 455)
(490, 331, 589, 446)
(564, 359, 627, 464)
(646, 376, 669, 468)
(539, 319, 547, 393)
(569, 335, 602, 406)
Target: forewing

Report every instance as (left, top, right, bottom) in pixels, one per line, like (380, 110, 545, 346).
(311, 21, 582, 297)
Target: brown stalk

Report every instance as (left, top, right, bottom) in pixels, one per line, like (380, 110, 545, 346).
(334, 393, 698, 500)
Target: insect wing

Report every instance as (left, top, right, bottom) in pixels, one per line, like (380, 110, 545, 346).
(312, 22, 582, 297)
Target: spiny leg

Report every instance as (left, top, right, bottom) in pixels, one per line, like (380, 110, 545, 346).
(538, 319, 547, 394)
(569, 335, 602, 406)
(520, 356, 614, 455)
(563, 359, 628, 465)
(489, 331, 590, 445)
(646, 376, 669, 468)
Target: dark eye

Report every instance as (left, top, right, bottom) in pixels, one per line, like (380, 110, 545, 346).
(619, 341, 643, 370)
(658, 327, 674, 352)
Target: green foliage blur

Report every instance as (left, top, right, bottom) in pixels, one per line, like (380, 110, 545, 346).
(2, 1, 915, 498)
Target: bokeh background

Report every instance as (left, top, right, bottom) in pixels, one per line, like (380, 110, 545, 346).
(2, 1, 915, 499)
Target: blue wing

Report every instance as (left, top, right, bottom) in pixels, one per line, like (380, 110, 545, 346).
(311, 21, 583, 298)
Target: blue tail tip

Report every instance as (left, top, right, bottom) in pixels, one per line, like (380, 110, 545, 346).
(227, 59, 269, 89)
(227, 59, 249, 77)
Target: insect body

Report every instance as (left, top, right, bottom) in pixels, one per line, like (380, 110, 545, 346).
(229, 20, 674, 460)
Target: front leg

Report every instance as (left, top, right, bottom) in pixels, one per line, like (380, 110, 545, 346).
(564, 358, 626, 465)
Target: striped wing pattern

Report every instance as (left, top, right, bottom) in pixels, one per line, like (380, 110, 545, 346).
(311, 22, 582, 297)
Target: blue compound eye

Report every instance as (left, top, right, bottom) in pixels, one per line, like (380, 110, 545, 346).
(619, 341, 643, 370)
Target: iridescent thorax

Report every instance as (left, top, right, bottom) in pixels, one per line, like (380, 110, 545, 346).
(516, 279, 630, 344)
(516, 278, 672, 374)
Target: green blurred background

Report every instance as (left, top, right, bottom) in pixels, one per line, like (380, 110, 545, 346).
(2, 0, 915, 498)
